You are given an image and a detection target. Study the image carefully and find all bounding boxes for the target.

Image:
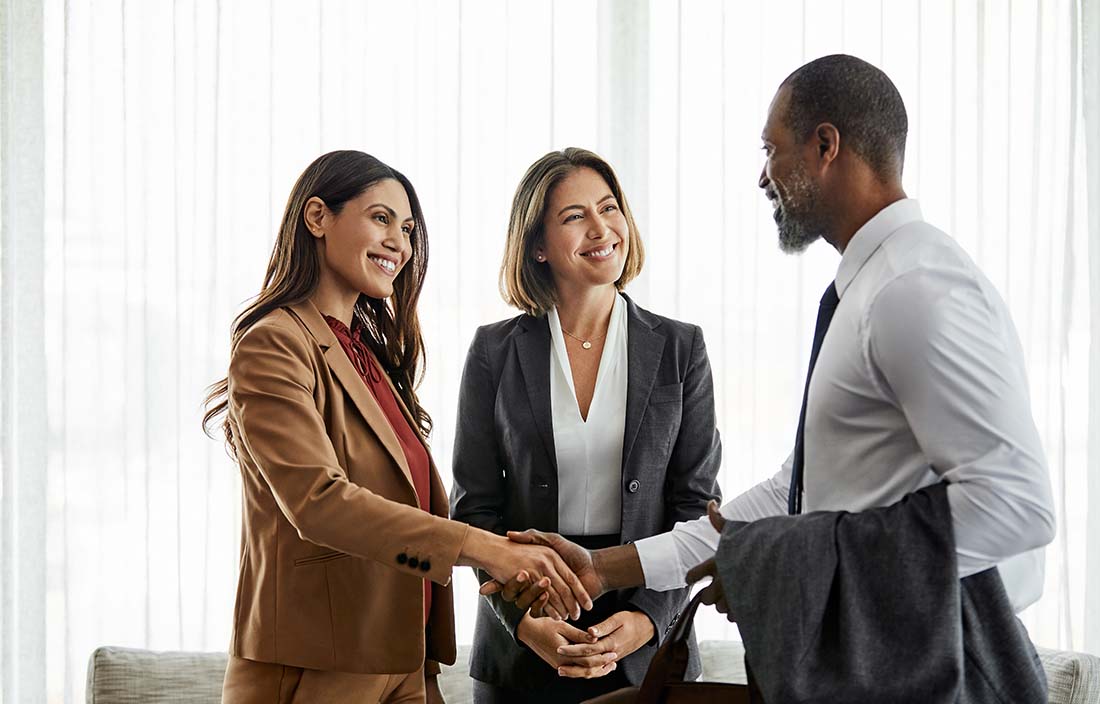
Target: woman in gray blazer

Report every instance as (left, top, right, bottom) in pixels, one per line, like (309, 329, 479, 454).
(450, 148, 723, 704)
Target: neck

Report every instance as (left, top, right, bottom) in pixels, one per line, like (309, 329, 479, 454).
(311, 267, 359, 327)
(554, 284, 617, 338)
(825, 181, 907, 254)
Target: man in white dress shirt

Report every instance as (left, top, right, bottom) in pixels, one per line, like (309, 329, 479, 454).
(489, 54, 1054, 641)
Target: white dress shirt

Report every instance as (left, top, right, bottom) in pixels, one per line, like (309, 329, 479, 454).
(635, 199, 1055, 611)
(548, 293, 629, 535)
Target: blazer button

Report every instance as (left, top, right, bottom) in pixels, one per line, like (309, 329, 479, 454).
(408, 557, 420, 569)
(628, 479, 641, 493)
(419, 560, 431, 572)
(396, 552, 408, 565)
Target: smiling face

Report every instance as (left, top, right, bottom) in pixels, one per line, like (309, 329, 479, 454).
(536, 167, 630, 295)
(759, 86, 829, 253)
(313, 178, 414, 300)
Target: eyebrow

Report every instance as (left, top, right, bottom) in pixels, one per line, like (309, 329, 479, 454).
(366, 203, 415, 223)
(556, 194, 616, 217)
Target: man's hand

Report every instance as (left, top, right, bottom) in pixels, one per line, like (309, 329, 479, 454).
(459, 528, 593, 620)
(555, 610, 655, 671)
(479, 530, 606, 619)
(517, 612, 618, 679)
(425, 673, 445, 704)
(687, 501, 734, 622)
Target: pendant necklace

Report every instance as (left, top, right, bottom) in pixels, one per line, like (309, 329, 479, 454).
(560, 326, 608, 350)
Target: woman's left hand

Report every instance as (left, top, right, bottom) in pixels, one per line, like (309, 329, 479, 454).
(554, 610, 655, 674)
(425, 673, 446, 704)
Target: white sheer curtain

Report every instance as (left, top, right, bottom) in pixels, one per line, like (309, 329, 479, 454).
(0, 0, 1096, 701)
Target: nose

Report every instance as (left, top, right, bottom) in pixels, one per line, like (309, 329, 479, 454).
(589, 214, 611, 239)
(380, 225, 405, 254)
(758, 165, 769, 190)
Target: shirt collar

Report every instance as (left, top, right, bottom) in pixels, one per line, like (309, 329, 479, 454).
(834, 198, 923, 298)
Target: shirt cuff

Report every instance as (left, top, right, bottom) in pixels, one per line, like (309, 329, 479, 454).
(635, 531, 688, 592)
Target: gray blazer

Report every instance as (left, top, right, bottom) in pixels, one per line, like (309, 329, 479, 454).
(717, 482, 1047, 703)
(450, 294, 722, 688)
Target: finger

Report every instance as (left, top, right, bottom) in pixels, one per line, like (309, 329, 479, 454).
(542, 600, 562, 621)
(500, 570, 529, 602)
(542, 575, 570, 622)
(707, 500, 726, 532)
(558, 640, 614, 658)
(548, 551, 589, 617)
(478, 580, 504, 596)
(715, 596, 730, 616)
(587, 612, 625, 640)
(698, 582, 720, 607)
(506, 529, 549, 546)
(555, 621, 593, 643)
(718, 597, 735, 622)
(558, 652, 619, 669)
(514, 577, 551, 611)
(558, 659, 618, 679)
(685, 558, 714, 584)
(528, 590, 551, 618)
(545, 555, 581, 620)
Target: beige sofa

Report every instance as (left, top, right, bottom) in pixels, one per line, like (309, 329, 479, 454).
(86, 641, 1100, 703)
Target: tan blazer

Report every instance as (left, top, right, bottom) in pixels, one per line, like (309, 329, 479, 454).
(226, 300, 469, 675)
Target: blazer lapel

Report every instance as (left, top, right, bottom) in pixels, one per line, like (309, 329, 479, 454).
(622, 295, 665, 471)
(288, 300, 416, 493)
(515, 314, 558, 471)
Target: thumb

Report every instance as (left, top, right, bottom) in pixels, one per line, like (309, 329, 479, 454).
(479, 580, 504, 595)
(506, 529, 546, 546)
(707, 500, 726, 533)
(588, 611, 627, 640)
(557, 621, 594, 643)
(686, 558, 715, 585)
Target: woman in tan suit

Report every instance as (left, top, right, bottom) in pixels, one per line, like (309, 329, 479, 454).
(203, 151, 592, 704)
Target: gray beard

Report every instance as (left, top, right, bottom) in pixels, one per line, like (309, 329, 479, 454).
(774, 167, 826, 254)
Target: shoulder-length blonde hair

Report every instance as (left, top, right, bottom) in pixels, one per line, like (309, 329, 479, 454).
(500, 148, 645, 316)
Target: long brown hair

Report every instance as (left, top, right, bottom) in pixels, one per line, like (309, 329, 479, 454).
(203, 150, 432, 453)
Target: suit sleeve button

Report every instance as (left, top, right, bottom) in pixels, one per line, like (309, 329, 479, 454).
(628, 479, 641, 493)
(408, 557, 419, 569)
(420, 561, 431, 572)
(396, 552, 408, 565)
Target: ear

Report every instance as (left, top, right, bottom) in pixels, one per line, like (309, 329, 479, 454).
(303, 197, 328, 239)
(815, 123, 841, 168)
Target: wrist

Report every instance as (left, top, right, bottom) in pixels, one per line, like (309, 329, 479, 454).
(516, 611, 534, 645)
(634, 610, 656, 641)
(590, 543, 642, 592)
(457, 528, 503, 570)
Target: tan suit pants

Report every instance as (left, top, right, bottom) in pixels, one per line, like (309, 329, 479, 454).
(222, 655, 426, 704)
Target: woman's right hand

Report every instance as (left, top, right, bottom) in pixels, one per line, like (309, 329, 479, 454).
(517, 612, 619, 679)
(457, 529, 593, 620)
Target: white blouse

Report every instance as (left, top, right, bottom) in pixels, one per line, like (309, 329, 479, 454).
(547, 293, 629, 536)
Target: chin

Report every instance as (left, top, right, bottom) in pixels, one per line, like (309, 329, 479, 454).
(357, 279, 396, 300)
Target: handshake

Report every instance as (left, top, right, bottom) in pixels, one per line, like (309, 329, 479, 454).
(456, 502, 731, 678)
(459, 499, 732, 626)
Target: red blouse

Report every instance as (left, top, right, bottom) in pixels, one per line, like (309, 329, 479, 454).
(325, 315, 432, 621)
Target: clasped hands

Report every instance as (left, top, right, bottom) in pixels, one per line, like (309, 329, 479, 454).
(477, 529, 654, 678)
(478, 500, 734, 676)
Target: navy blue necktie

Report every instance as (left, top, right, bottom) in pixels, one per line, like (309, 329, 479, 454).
(787, 282, 840, 515)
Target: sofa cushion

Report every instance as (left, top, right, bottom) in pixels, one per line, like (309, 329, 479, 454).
(698, 640, 748, 684)
(1037, 645, 1100, 704)
(438, 645, 474, 703)
(86, 646, 227, 704)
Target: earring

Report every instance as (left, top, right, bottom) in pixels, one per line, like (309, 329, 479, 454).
(536, 254, 545, 262)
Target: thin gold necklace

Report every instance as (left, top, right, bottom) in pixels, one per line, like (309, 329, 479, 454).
(560, 326, 607, 350)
